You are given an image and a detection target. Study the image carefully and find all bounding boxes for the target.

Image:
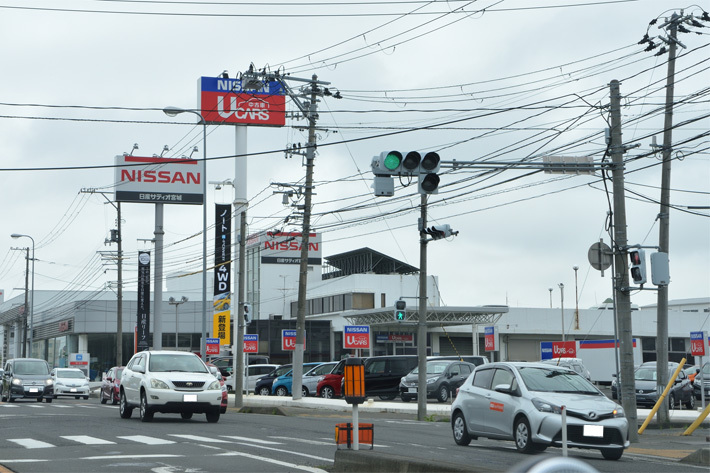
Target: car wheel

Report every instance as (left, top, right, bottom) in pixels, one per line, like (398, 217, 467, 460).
(37, 397, 43, 402)
(601, 447, 624, 460)
(75, 396, 80, 399)
(452, 411, 471, 446)
(668, 393, 676, 409)
(685, 394, 695, 410)
(275, 386, 288, 397)
(321, 386, 334, 399)
(45, 397, 52, 403)
(119, 391, 133, 419)
(514, 417, 534, 453)
(181, 411, 193, 420)
(100, 393, 107, 404)
(1, 388, 6, 402)
(437, 385, 450, 403)
(140, 391, 153, 422)
(206, 410, 220, 423)
(8, 394, 15, 403)
(401, 394, 412, 403)
(301, 386, 308, 397)
(83, 396, 89, 400)
(379, 394, 396, 401)
(259, 386, 271, 396)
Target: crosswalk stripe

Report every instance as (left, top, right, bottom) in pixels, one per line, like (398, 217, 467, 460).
(220, 435, 282, 445)
(117, 435, 176, 445)
(8, 438, 55, 449)
(169, 434, 231, 443)
(269, 436, 333, 446)
(61, 435, 116, 445)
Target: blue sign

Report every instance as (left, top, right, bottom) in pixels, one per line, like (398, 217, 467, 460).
(244, 334, 258, 342)
(76, 354, 83, 361)
(540, 342, 553, 360)
(200, 77, 284, 95)
(345, 325, 370, 334)
(206, 338, 220, 344)
(283, 329, 297, 338)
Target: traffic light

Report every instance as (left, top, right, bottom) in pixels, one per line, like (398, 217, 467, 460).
(371, 151, 403, 176)
(243, 303, 252, 326)
(422, 224, 458, 240)
(628, 248, 647, 285)
(418, 151, 440, 194)
(394, 299, 406, 321)
(650, 252, 669, 286)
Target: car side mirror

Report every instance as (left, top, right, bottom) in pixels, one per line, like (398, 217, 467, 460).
(133, 365, 145, 374)
(494, 384, 513, 394)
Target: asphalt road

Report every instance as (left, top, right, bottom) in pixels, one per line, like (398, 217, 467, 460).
(0, 397, 707, 473)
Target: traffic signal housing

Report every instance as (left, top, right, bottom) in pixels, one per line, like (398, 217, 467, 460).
(650, 252, 670, 286)
(371, 151, 404, 176)
(418, 152, 440, 194)
(243, 303, 252, 326)
(394, 299, 406, 321)
(422, 224, 457, 240)
(628, 248, 647, 285)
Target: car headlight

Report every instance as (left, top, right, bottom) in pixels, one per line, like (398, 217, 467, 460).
(149, 378, 170, 390)
(12, 378, 22, 386)
(46, 378, 53, 386)
(208, 380, 221, 390)
(532, 398, 562, 414)
(612, 406, 625, 418)
(426, 378, 437, 385)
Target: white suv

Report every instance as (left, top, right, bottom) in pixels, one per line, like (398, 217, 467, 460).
(120, 350, 222, 423)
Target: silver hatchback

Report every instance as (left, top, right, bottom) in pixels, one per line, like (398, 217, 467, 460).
(451, 362, 629, 460)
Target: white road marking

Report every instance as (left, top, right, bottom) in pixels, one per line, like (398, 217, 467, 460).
(269, 436, 334, 446)
(216, 451, 328, 472)
(220, 435, 282, 444)
(230, 441, 333, 462)
(117, 435, 176, 445)
(8, 438, 55, 449)
(61, 435, 116, 445)
(169, 434, 231, 443)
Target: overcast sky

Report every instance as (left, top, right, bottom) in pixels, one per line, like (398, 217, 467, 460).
(1, 0, 708, 316)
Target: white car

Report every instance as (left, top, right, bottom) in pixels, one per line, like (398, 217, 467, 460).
(51, 368, 90, 400)
(226, 364, 279, 393)
(120, 350, 223, 423)
(451, 362, 629, 460)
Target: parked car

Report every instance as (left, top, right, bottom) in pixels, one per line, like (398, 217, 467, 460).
(272, 362, 323, 396)
(399, 360, 475, 403)
(209, 355, 271, 378)
(226, 364, 279, 393)
(683, 364, 700, 383)
(100, 366, 124, 405)
(611, 361, 694, 409)
(541, 357, 592, 381)
(362, 355, 419, 400)
(302, 362, 337, 396)
(206, 363, 228, 414)
(451, 361, 629, 460)
(428, 355, 488, 367)
(317, 358, 349, 399)
(1, 358, 54, 403)
(119, 350, 223, 422)
(254, 364, 292, 396)
(51, 368, 90, 400)
(693, 362, 709, 400)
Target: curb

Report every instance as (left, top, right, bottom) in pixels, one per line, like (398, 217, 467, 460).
(679, 447, 710, 466)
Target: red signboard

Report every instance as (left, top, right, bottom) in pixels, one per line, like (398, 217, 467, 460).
(282, 329, 305, 351)
(206, 337, 220, 356)
(690, 331, 707, 356)
(244, 334, 258, 354)
(198, 77, 285, 127)
(551, 341, 577, 358)
(344, 326, 370, 349)
(484, 326, 498, 352)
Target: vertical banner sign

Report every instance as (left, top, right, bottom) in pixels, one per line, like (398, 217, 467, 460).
(484, 326, 498, 352)
(344, 326, 370, 349)
(206, 338, 221, 356)
(282, 329, 304, 351)
(690, 331, 708, 356)
(244, 334, 259, 353)
(213, 204, 231, 345)
(136, 251, 151, 352)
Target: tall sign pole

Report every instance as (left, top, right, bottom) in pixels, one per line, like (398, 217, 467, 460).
(417, 194, 428, 421)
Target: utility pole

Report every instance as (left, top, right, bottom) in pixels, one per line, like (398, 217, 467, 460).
(609, 79, 639, 443)
(234, 205, 247, 407)
(655, 13, 679, 428)
(417, 194, 428, 421)
(22, 248, 29, 357)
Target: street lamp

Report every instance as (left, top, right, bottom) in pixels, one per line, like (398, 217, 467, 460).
(163, 106, 208, 360)
(168, 296, 188, 349)
(558, 283, 565, 342)
(11, 233, 34, 356)
(573, 266, 580, 330)
(548, 287, 553, 309)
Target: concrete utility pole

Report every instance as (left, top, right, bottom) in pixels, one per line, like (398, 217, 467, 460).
(22, 248, 29, 357)
(234, 205, 247, 407)
(116, 202, 123, 366)
(655, 14, 679, 428)
(609, 79, 639, 443)
(417, 194, 428, 421)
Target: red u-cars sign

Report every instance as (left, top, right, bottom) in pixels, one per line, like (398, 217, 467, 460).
(198, 77, 285, 127)
(344, 326, 370, 349)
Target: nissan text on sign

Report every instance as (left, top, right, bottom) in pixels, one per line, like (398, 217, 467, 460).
(114, 155, 205, 205)
(198, 77, 286, 127)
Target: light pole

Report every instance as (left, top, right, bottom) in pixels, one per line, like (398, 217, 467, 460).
(163, 106, 208, 360)
(11, 233, 34, 356)
(548, 287, 553, 309)
(168, 296, 188, 349)
(558, 283, 565, 342)
(573, 266, 580, 330)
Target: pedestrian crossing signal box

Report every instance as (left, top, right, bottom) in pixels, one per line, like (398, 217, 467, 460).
(394, 300, 406, 321)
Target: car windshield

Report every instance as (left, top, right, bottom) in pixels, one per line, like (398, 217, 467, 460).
(273, 366, 291, 377)
(701, 363, 710, 376)
(14, 360, 49, 375)
(149, 354, 208, 373)
(634, 367, 657, 381)
(57, 370, 85, 379)
(411, 362, 450, 375)
(518, 366, 599, 394)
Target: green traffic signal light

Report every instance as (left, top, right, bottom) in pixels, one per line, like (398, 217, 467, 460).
(383, 151, 403, 171)
(394, 299, 406, 321)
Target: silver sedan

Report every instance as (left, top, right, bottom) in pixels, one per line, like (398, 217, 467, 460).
(451, 361, 629, 460)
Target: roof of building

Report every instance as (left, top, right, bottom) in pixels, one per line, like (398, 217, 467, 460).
(322, 247, 418, 279)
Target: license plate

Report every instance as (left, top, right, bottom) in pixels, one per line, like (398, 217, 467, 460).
(29, 388, 39, 393)
(407, 388, 417, 393)
(183, 394, 197, 402)
(583, 424, 604, 437)
(70, 388, 77, 392)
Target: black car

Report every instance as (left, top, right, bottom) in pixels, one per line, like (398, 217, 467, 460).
(693, 362, 709, 400)
(254, 364, 291, 396)
(611, 361, 694, 409)
(1, 358, 54, 403)
(362, 355, 419, 400)
(399, 360, 475, 402)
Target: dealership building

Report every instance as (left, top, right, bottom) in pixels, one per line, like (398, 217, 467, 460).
(1, 234, 708, 381)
